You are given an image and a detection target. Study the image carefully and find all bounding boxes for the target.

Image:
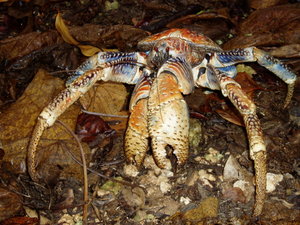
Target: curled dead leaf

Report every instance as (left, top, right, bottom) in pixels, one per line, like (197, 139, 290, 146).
(249, 0, 288, 9)
(55, 13, 101, 56)
(0, 31, 63, 61)
(0, 69, 90, 180)
(223, 4, 300, 49)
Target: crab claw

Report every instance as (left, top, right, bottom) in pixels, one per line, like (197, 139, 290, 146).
(148, 72, 189, 169)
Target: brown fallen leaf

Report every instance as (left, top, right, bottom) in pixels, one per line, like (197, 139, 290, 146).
(1, 217, 39, 225)
(215, 107, 244, 126)
(80, 82, 129, 133)
(75, 113, 115, 147)
(0, 69, 90, 181)
(80, 82, 128, 115)
(249, 0, 288, 9)
(0, 187, 23, 221)
(268, 44, 300, 58)
(55, 13, 102, 56)
(223, 4, 300, 50)
(0, 30, 63, 61)
(223, 187, 247, 203)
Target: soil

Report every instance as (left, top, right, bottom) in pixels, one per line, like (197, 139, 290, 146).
(0, 1, 299, 224)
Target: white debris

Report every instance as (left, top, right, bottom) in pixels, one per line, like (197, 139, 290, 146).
(123, 164, 139, 177)
(180, 196, 191, 205)
(223, 155, 251, 181)
(223, 155, 242, 181)
(266, 173, 283, 193)
(198, 169, 216, 188)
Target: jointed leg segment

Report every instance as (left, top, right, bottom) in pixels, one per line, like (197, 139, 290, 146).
(212, 47, 296, 108)
(209, 65, 267, 216)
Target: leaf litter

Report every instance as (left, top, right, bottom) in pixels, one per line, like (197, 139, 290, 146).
(0, 1, 299, 224)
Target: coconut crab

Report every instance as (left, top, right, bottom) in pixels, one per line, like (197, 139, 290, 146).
(27, 28, 296, 216)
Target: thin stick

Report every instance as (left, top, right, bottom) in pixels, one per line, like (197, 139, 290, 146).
(57, 120, 89, 225)
(62, 142, 145, 190)
(81, 109, 129, 118)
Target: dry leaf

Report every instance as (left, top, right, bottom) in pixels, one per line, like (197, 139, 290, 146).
(249, 0, 288, 9)
(223, 4, 300, 49)
(0, 187, 23, 221)
(223, 187, 247, 203)
(80, 82, 128, 115)
(215, 108, 244, 126)
(268, 44, 300, 58)
(0, 69, 90, 180)
(80, 82, 129, 133)
(182, 197, 218, 221)
(0, 30, 63, 61)
(55, 13, 101, 56)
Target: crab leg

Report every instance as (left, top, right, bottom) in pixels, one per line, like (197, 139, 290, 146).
(210, 47, 297, 107)
(28, 52, 147, 182)
(125, 72, 152, 167)
(148, 58, 193, 169)
(208, 64, 266, 216)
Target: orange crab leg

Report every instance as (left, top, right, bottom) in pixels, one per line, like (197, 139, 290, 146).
(209, 64, 266, 216)
(125, 74, 152, 167)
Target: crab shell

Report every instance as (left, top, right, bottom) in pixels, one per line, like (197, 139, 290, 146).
(138, 28, 222, 53)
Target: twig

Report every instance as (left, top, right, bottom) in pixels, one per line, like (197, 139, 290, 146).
(57, 120, 89, 225)
(62, 142, 144, 191)
(81, 109, 129, 118)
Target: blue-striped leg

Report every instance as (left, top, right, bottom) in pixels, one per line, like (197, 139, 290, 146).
(27, 52, 148, 182)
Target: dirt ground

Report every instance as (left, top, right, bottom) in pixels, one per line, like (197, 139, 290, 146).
(0, 0, 299, 224)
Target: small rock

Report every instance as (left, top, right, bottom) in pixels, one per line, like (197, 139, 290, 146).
(233, 180, 254, 202)
(180, 196, 191, 205)
(223, 187, 247, 203)
(123, 164, 139, 177)
(223, 155, 252, 181)
(266, 173, 283, 193)
(198, 169, 216, 188)
(186, 171, 199, 186)
(204, 148, 223, 163)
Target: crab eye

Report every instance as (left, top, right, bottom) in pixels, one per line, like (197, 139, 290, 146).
(198, 67, 206, 76)
(154, 47, 158, 52)
(166, 47, 170, 52)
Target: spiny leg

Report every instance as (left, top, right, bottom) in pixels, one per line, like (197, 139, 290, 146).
(210, 47, 297, 108)
(28, 69, 103, 182)
(124, 74, 152, 167)
(28, 52, 147, 182)
(209, 65, 266, 216)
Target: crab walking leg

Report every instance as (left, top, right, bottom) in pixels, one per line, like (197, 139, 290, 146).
(28, 52, 147, 182)
(28, 68, 104, 182)
(210, 65, 266, 216)
(210, 47, 297, 107)
(125, 99, 149, 167)
(125, 74, 152, 167)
